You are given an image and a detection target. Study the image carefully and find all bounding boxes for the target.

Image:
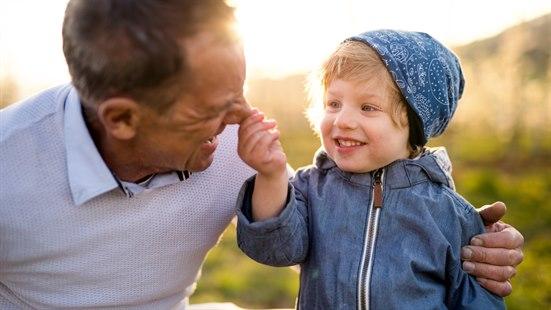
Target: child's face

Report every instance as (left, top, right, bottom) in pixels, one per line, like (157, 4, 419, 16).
(320, 78, 410, 173)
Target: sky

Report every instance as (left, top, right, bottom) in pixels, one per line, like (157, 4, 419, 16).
(1, 0, 550, 97)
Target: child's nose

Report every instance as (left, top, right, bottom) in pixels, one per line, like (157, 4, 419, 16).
(333, 109, 358, 130)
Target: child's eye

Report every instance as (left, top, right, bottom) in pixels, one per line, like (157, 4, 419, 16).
(361, 104, 379, 112)
(326, 101, 341, 109)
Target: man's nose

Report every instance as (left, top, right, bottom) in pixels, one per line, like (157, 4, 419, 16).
(223, 99, 253, 125)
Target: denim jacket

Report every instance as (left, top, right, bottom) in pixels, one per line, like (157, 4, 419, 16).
(236, 148, 504, 309)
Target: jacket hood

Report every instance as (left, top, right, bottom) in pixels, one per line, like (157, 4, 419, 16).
(314, 147, 455, 190)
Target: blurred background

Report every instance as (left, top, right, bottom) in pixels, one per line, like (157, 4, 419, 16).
(1, 0, 550, 309)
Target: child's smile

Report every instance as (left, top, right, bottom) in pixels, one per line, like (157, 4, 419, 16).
(335, 138, 365, 147)
(334, 137, 367, 156)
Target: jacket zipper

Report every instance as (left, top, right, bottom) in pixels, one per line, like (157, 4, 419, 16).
(358, 168, 384, 310)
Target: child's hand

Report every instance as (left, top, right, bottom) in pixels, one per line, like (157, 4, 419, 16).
(238, 110, 287, 178)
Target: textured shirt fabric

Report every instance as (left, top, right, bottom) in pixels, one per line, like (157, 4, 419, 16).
(0, 84, 255, 309)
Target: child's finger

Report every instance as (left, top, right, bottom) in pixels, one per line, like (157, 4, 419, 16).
(238, 119, 266, 151)
(240, 120, 275, 152)
(239, 109, 278, 134)
(240, 119, 277, 147)
(246, 121, 278, 149)
(245, 125, 279, 158)
(238, 111, 264, 135)
(251, 131, 279, 163)
(253, 130, 282, 163)
(239, 115, 278, 144)
(243, 129, 271, 157)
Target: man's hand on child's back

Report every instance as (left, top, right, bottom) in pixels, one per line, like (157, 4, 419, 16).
(461, 201, 524, 296)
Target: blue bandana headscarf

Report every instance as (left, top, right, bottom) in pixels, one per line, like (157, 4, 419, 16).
(346, 30, 465, 141)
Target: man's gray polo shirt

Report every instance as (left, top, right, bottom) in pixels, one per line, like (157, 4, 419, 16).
(0, 85, 254, 308)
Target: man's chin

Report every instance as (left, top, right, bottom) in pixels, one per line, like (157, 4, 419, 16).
(186, 156, 215, 173)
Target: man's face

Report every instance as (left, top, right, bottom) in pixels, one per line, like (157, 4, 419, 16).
(137, 32, 249, 173)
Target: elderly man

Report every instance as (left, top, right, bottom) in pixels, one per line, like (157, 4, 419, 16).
(0, 0, 523, 309)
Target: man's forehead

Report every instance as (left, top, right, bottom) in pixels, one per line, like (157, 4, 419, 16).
(183, 31, 244, 66)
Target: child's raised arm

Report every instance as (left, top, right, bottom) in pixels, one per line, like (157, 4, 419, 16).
(237, 109, 288, 221)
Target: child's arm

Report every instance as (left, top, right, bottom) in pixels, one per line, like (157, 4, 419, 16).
(235, 109, 309, 266)
(237, 110, 288, 221)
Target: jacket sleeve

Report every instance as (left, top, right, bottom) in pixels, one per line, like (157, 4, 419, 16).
(236, 172, 310, 267)
(441, 189, 505, 309)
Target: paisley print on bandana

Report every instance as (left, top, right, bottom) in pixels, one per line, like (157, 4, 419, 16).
(346, 30, 465, 140)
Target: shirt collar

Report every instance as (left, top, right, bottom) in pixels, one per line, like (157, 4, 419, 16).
(64, 88, 120, 205)
(117, 170, 192, 198)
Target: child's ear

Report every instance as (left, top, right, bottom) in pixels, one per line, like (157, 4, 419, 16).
(97, 98, 141, 140)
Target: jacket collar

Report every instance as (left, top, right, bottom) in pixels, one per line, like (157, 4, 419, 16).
(313, 147, 455, 190)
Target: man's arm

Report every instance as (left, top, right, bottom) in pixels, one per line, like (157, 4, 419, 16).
(461, 201, 524, 296)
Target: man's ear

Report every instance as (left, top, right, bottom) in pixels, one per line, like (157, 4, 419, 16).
(97, 98, 142, 140)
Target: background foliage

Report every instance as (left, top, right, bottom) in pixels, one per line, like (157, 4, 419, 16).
(191, 14, 551, 309)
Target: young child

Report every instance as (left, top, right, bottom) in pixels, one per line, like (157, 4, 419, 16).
(235, 30, 505, 309)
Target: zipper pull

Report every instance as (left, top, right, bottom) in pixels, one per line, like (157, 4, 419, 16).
(373, 169, 383, 208)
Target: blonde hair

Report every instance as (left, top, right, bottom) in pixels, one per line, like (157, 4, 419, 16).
(306, 40, 408, 132)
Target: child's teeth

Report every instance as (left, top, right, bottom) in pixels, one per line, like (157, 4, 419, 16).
(339, 140, 362, 147)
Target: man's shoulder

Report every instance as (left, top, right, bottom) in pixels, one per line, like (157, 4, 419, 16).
(0, 85, 74, 199)
(1, 84, 72, 142)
